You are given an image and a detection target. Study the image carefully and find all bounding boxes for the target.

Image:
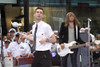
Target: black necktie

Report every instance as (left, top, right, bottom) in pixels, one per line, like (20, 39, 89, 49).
(32, 24, 38, 53)
(28, 44, 33, 53)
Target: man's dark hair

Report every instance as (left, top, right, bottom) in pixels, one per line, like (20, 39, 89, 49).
(35, 7, 44, 13)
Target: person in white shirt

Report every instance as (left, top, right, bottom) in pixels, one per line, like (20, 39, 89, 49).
(7, 33, 21, 58)
(20, 7, 56, 67)
(51, 30, 59, 52)
(3, 40, 10, 57)
(19, 36, 31, 57)
(0, 40, 10, 57)
(9, 28, 16, 41)
(0, 36, 8, 57)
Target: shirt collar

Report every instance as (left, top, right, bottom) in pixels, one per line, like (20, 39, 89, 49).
(34, 21, 43, 26)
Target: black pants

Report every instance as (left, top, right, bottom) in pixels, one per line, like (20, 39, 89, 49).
(31, 50, 52, 67)
(61, 50, 78, 67)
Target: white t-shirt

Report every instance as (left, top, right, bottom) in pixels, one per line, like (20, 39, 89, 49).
(7, 42, 21, 57)
(0, 47, 8, 57)
(3, 47, 8, 57)
(32, 21, 54, 51)
(51, 43, 58, 52)
(19, 42, 31, 55)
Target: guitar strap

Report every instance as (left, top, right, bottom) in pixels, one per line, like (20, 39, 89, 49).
(76, 25, 78, 40)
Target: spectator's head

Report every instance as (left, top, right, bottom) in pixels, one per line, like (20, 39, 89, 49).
(5, 39, 10, 48)
(7, 32, 11, 40)
(9, 28, 16, 38)
(27, 31, 31, 35)
(3, 35, 7, 41)
(80, 28, 85, 33)
(54, 30, 58, 36)
(14, 33, 20, 42)
(85, 27, 91, 32)
(9, 28, 16, 33)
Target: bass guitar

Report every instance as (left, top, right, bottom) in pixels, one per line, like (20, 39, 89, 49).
(57, 41, 86, 57)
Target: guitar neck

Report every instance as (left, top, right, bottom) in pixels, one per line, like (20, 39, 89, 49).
(69, 42, 94, 49)
(69, 44, 86, 49)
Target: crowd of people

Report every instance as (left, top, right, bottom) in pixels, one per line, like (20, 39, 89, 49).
(0, 29, 31, 58)
(80, 27, 100, 50)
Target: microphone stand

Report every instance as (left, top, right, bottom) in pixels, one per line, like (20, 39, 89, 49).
(88, 18, 91, 67)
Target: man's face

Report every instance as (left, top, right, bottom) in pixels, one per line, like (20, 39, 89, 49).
(10, 32, 15, 37)
(34, 9, 44, 21)
(5, 42, 10, 48)
(15, 37, 19, 41)
(3, 36, 7, 41)
(7, 33, 11, 39)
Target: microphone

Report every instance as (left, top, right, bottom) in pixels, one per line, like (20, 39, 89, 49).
(88, 18, 92, 22)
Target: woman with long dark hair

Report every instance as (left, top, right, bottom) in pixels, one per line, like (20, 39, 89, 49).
(59, 12, 87, 67)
